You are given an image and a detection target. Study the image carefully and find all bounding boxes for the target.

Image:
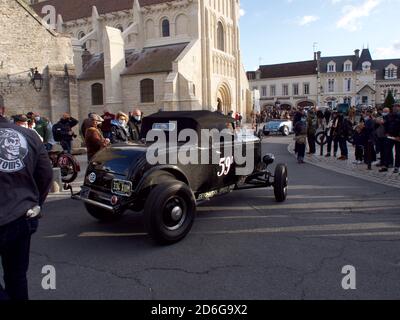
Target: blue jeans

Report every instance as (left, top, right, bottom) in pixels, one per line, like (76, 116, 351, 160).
(0, 216, 38, 300)
(61, 140, 72, 154)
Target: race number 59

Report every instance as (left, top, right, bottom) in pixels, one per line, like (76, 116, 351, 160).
(217, 156, 234, 177)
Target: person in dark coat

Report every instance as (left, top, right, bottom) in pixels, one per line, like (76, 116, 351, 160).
(352, 123, 366, 165)
(363, 112, 377, 170)
(128, 109, 143, 142)
(294, 116, 307, 164)
(110, 112, 129, 144)
(335, 113, 352, 160)
(379, 106, 400, 173)
(306, 108, 317, 154)
(0, 106, 53, 300)
(53, 113, 78, 154)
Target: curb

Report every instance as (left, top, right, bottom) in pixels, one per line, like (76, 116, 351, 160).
(287, 141, 400, 189)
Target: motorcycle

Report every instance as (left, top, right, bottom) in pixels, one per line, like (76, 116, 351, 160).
(48, 150, 80, 184)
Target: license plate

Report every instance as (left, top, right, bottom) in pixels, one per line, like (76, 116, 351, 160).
(112, 180, 132, 197)
(80, 186, 90, 199)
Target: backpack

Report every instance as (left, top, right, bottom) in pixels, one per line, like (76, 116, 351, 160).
(52, 122, 63, 142)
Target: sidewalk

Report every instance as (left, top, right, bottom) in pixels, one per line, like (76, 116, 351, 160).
(46, 154, 88, 202)
(288, 140, 400, 189)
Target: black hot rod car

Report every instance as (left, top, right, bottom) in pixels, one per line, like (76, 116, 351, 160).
(71, 111, 288, 244)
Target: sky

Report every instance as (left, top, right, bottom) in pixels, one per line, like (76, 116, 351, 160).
(239, 0, 400, 71)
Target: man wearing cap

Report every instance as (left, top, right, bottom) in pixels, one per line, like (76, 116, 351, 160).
(0, 105, 53, 300)
(85, 113, 110, 161)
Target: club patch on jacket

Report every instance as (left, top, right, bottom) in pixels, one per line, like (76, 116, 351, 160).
(0, 129, 28, 173)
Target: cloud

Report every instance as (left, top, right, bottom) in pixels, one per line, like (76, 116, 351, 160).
(336, 0, 382, 32)
(298, 15, 320, 26)
(374, 40, 400, 58)
(239, 8, 246, 17)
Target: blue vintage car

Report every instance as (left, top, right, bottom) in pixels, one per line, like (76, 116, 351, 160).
(261, 119, 293, 136)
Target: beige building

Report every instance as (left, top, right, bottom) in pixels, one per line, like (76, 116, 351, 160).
(31, 0, 251, 120)
(247, 60, 318, 110)
(0, 0, 77, 124)
(248, 48, 400, 110)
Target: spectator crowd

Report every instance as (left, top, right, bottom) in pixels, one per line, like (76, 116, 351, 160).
(291, 105, 400, 174)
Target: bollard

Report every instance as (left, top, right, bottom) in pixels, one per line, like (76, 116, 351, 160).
(320, 136, 324, 156)
(51, 167, 62, 194)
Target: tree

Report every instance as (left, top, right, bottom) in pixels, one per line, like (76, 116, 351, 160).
(384, 90, 395, 110)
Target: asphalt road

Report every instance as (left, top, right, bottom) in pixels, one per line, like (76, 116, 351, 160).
(24, 137, 400, 300)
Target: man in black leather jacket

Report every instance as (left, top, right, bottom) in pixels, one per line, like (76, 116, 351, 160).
(0, 106, 53, 300)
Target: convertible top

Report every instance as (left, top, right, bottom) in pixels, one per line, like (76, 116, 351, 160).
(141, 110, 235, 138)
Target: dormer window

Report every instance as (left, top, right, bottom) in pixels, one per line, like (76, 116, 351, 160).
(328, 62, 336, 73)
(362, 61, 371, 71)
(385, 65, 397, 79)
(344, 61, 352, 72)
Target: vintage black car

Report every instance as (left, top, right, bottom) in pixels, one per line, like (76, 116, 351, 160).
(70, 111, 288, 244)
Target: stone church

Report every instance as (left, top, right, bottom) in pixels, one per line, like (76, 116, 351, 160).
(30, 0, 251, 120)
(0, 0, 77, 123)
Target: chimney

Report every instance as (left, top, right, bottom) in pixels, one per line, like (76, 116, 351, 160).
(81, 49, 92, 70)
(314, 52, 317, 61)
(317, 51, 321, 61)
(355, 49, 360, 58)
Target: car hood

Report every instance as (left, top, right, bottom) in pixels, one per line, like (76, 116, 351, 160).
(90, 145, 147, 176)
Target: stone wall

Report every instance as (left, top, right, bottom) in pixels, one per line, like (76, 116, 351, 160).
(0, 0, 75, 121)
(121, 73, 169, 116)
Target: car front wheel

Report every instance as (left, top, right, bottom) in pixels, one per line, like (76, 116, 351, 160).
(144, 181, 196, 245)
(274, 164, 288, 202)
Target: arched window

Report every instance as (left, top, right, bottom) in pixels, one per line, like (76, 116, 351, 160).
(162, 19, 170, 37)
(217, 22, 225, 51)
(78, 31, 85, 39)
(140, 79, 154, 103)
(91, 83, 103, 106)
(78, 31, 87, 49)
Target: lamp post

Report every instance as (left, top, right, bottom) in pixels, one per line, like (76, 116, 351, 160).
(30, 68, 43, 92)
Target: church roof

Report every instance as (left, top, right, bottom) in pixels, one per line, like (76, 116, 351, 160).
(79, 53, 105, 80)
(31, 0, 172, 22)
(122, 42, 189, 75)
(79, 42, 189, 80)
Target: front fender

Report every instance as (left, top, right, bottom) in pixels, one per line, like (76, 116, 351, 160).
(134, 165, 190, 193)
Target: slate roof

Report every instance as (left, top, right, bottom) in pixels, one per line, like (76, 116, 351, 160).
(248, 48, 400, 80)
(78, 53, 105, 80)
(31, 0, 172, 22)
(373, 59, 400, 80)
(257, 60, 318, 79)
(122, 42, 188, 75)
(79, 42, 188, 80)
(320, 55, 357, 73)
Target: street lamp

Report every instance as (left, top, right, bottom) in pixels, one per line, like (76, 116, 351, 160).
(30, 68, 43, 92)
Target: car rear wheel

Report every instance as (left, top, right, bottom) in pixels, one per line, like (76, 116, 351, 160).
(144, 181, 196, 245)
(274, 164, 288, 202)
(85, 203, 123, 222)
(282, 126, 290, 136)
